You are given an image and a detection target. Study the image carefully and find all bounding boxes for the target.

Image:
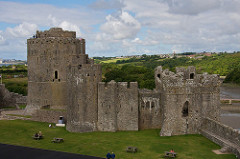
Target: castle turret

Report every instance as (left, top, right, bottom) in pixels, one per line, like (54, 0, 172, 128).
(26, 28, 90, 114)
(156, 66, 221, 136)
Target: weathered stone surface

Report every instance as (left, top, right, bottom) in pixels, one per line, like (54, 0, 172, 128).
(156, 66, 221, 136)
(201, 117, 240, 158)
(66, 64, 102, 133)
(139, 89, 162, 130)
(97, 81, 138, 131)
(26, 27, 87, 114)
(32, 109, 67, 123)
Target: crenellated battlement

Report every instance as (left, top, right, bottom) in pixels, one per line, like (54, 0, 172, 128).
(35, 27, 76, 38)
(28, 37, 85, 45)
(155, 66, 221, 89)
(98, 81, 138, 89)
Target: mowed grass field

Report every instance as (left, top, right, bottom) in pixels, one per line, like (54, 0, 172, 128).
(0, 120, 236, 159)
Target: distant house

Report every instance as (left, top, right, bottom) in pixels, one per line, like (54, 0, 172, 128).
(0, 59, 2, 64)
(187, 55, 196, 58)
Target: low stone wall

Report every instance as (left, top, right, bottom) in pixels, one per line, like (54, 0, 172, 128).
(32, 109, 67, 124)
(0, 84, 27, 108)
(201, 117, 240, 158)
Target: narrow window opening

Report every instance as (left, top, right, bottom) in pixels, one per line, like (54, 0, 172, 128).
(55, 71, 58, 79)
(157, 74, 161, 78)
(182, 101, 189, 117)
(190, 73, 194, 79)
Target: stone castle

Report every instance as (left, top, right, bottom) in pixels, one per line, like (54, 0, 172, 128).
(26, 28, 221, 136)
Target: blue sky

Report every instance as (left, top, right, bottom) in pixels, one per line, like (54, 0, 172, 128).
(0, 0, 240, 60)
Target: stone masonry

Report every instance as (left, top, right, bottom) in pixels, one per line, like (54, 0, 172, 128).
(155, 66, 221, 136)
(98, 81, 138, 131)
(26, 28, 86, 114)
(26, 28, 221, 137)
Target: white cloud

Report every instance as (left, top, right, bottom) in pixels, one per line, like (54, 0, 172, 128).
(59, 21, 81, 37)
(5, 22, 38, 38)
(121, 0, 240, 53)
(0, 31, 8, 46)
(99, 10, 141, 40)
(0, 22, 38, 59)
(47, 15, 81, 37)
(0, 1, 105, 31)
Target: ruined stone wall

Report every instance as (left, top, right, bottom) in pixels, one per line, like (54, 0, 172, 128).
(201, 117, 240, 158)
(66, 64, 102, 133)
(26, 28, 86, 114)
(156, 66, 221, 136)
(139, 89, 162, 130)
(201, 117, 240, 147)
(98, 81, 138, 131)
(0, 84, 27, 108)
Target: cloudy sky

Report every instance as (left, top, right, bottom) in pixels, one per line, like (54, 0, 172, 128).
(0, 0, 240, 60)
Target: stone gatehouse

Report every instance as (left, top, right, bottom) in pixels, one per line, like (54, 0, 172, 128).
(26, 28, 221, 136)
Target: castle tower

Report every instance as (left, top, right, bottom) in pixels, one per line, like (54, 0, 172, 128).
(155, 66, 221, 136)
(26, 28, 93, 115)
(66, 61, 102, 132)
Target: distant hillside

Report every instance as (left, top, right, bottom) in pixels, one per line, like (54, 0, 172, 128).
(97, 52, 240, 88)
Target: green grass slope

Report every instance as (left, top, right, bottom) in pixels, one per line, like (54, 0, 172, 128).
(0, 120, 235, 159)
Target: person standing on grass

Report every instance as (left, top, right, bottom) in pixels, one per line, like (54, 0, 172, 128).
(111, 152, 115, 159)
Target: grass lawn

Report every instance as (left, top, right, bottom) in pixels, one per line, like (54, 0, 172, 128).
(0, 120, 236, 159)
